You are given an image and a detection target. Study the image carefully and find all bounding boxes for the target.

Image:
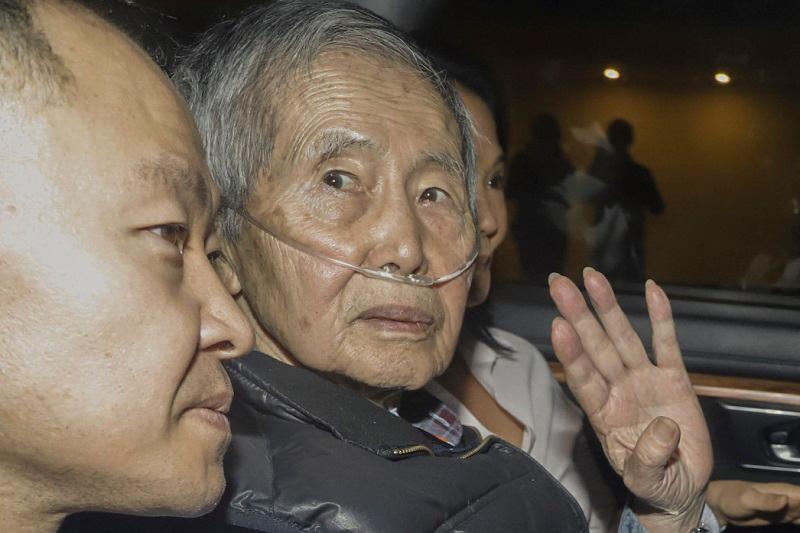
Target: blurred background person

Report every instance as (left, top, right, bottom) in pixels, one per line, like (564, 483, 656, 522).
(508, 113, 574, 282)
(587, 119, 664, 281)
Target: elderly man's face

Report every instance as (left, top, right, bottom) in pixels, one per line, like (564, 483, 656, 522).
(0, 3, 252, 520)
(233, 51, 471, 390)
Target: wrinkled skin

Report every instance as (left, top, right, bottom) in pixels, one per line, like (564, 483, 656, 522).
(549, 269, 712, 532)
(0, 3, 252, 532)
(230, 51, 471, 390)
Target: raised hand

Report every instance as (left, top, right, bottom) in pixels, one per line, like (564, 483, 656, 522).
(548, 268, 713, 532)
(707, 480, 800, 527)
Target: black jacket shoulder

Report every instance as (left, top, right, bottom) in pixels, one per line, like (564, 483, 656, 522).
(62, 352, 588, 533)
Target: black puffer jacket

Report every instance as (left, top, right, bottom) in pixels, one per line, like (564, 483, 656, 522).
(60, 352, 589, 532)
(207, 352, 588, 533)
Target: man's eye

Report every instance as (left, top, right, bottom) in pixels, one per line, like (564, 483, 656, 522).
(419, 187, 450, 204)
(322, 171, 357, 191)
(488, 174, 506, 190)
(207, 250, 225, 264)
(149, 224, 188, 253)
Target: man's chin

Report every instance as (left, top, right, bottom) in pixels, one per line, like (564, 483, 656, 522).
(163, 473, 226, 518)
(114, 480, 224, 520)
(337, 357, 441, 392)
(143, 452, 228, 518)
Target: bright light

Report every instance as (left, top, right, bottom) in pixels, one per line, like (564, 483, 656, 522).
(714, 72, 731, 85)
(603, 68, 621, 80)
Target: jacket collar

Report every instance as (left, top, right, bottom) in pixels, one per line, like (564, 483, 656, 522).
(225, 351, 444, 455)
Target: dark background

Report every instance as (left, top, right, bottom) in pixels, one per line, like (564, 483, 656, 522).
(135, 0, 800, 293)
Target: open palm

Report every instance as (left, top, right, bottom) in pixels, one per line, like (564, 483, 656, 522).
(548, 269, 713, 527)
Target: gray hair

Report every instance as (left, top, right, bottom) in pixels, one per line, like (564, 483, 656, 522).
(171, 0, 476, 240)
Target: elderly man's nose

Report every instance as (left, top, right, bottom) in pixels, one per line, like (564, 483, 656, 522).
(372, 235, 426, 275)
(368, 201, 426, 275)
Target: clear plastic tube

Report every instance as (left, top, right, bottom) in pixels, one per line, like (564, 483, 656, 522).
(233, 209, 478, 287)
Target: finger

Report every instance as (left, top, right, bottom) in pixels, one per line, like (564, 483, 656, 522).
(740, 487, 788, 513)
(748, 482, 800, 499)
(549, 273, 624, 382)
(552, 317, 609, 417)
(622, 417, 680, 503)
(645, 280, 684, 369)
(583, 267, 649, 369)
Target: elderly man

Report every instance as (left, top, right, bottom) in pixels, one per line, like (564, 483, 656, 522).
(164, 1, 714, 532)
(0, 1, 252, 531)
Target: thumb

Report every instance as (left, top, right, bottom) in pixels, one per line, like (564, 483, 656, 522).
(741, 488, 789, 513)
(623, 417, 681, 502)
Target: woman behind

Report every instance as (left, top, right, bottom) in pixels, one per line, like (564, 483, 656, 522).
(432, 57, 800, 531)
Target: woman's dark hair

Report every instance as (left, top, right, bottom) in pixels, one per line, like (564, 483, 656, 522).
(426, 47, 508, 152)
(424, 47, 513, 354)
(461, 299, 512, 354)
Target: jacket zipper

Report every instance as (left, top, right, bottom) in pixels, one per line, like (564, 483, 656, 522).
(458, 436, 493, 459)
(385, 435, 493, 460)
(387, 444, 435, 458)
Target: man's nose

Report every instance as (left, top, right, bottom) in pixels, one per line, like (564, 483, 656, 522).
(195, 261, 255, 360)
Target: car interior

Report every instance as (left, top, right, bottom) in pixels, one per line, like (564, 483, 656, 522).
(138, 1, 800, 531)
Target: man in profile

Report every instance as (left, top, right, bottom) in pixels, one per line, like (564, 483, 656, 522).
(0, 1, 252, 531)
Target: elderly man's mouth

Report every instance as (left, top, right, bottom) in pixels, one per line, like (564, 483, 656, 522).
(356, 305, 434, 333)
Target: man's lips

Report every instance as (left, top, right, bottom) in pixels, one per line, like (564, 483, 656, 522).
(194, 390, 233, 414)
(186, 390, 233, 432)
(356, 305, 434, 332)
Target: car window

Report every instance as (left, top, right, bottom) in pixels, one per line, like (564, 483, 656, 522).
(147, 0, 800, 307)
(422, 1, 800, 305)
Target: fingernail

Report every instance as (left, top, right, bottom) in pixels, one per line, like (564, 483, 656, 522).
(547, 272, 560, 285)
(654, 417, 677, 445)
(582, 266, 596, 277)
(647, 280, 667, 302)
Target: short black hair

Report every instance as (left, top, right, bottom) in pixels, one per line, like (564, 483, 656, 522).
(0, 0, 73, 103)
(0, 0, 175, 105)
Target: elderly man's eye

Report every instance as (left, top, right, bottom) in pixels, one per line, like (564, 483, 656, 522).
(207, 249, 224, 264)
(207, 249, 241, 295)
(488, 174, 506, 190)
(419, 187, 450, 204)
(148, 223, 189, 254)
(322, 171, 357, 191)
